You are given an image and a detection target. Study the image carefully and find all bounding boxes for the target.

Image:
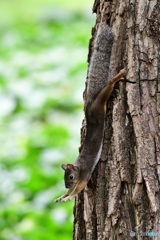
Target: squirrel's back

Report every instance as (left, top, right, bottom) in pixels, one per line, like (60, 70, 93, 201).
(86, 24, 114, 105)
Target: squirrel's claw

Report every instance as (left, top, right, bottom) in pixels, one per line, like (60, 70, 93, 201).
(55, 195, 75, 202)
(61, 195, 75, 202)
(54, 196, 64, 202)
(54, 198, 61, 203)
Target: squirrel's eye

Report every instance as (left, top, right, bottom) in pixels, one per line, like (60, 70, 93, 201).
(69, 175, 74, 180)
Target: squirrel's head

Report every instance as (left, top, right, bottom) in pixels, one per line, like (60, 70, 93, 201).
(61, 164, 80, 189)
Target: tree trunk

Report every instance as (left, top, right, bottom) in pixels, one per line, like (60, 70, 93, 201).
(73, 0, 160, 239)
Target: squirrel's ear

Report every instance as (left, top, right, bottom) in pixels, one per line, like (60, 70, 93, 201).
(61, 164, 67, 171)
(67, 164, 79, 172)
(66, 164, 75, 170)
(72, 165, 79, 172)
(61, 164, 79, 172)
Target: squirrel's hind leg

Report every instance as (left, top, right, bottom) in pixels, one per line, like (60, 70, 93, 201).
(98, 69, 125, 104)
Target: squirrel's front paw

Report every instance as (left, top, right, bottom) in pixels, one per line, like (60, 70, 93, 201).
(54, 196, 64, 202)
(54, 198, 61, 203)
(61, 195, 75, 202)
(54, 195, 72, 202)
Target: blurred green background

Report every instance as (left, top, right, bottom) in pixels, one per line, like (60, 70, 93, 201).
(0, 0, 95, 239)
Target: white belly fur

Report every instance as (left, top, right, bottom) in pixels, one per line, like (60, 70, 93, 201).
(91, 142, 103, 172)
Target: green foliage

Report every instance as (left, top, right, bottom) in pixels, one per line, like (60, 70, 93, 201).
(0, 0, 94, 239)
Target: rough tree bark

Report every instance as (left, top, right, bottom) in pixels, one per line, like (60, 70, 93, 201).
(73, 0, 160, 239)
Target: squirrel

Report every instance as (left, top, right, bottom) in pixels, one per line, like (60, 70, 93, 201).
(55, 24, 126, 202)
(55, 70, 125, 202)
